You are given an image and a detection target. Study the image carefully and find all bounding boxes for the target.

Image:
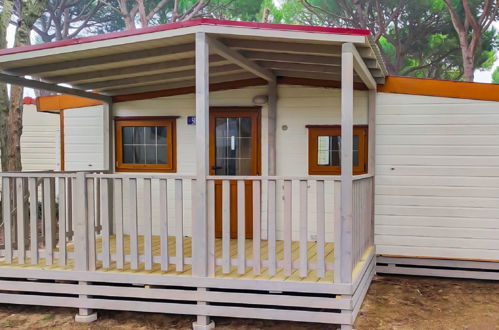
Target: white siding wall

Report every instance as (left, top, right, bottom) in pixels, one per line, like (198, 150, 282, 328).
(114, 85, 369, 240)
(63, 106, 105, 171)
(375, 92, 499, 260)
(0, 104, 59, 171)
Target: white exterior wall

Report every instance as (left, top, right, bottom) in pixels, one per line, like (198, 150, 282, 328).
(63, 105, 105, 171)
(375, 92, 499, 261)
(113, 85, 368, 240)
(0, 104, 59, 171)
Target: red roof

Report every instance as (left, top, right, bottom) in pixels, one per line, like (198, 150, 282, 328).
(0, 19, 370, 56)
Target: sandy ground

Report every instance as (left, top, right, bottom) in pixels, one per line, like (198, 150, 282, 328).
(0, 275, 499, 329)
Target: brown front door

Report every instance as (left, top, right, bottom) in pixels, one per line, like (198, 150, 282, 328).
(209, 107, 261, 239)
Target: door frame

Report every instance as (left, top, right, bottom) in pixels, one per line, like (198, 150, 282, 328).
(208, 106, 262, 176)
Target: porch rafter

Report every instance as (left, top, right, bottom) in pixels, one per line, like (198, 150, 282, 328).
(206, 36, 275, 82)
(0, 73, 111, 103)
(343, 43, 378, 89)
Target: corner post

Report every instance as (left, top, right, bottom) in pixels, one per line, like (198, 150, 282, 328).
(193, 32, 214, 330)
(102, 102, 114, 234)
(267, 77, 277, 176)
(339, 43, 354, 284)
(368, 89, 376, 248)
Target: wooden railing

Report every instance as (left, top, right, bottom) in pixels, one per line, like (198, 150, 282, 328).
(0, 172, 374, 283)
(352, 175, 374, 268)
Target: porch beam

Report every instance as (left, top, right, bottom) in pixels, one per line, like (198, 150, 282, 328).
(245, 51, 342, 66)
(6, 43, 194, 76)
(207, 36, 274, 82)
(343, 43, 377, 90)
(0, 73, 111, 103)
(259, 61, 342, 74)
(45, 55, 227, 84)
(339, 43, 354, 283)
(193, 31, 209, 278)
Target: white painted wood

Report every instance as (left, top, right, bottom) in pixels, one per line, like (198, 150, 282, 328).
(141, 178, 153, 270)
(316, 180, 326, 278)
(1, 178, 12, 264)
(207, 180, 215, 276)
(73, 173, 88, 271)
(113, 178, 124, 269)
(15, 178, 26, 264)
(0, 73, 111, 102)
(222, 180, 231, 274)
(299, 180, 308, 277)
(99, 178, 110, 268)
(252, 180, 261, 275)
(333, 180, 342, 282)
(58, 178, 67, 267)
(85, 178, 96, 271)
(342, 43, 377, 90)
(267, 78, 277, 176)
(207, 36, 274, 82)
(175, 179, 184, 272)
(28, 178, 38, 264)
(43, 178, 55, 265)
(193, 32, 209, 278)
(152, 179, 168, 271)
(283, 180, 292, 276)
(237, 180, 246, 274)
(267, 180, 277, 276)
(340, 44, 354, 283)
(124, 178, 138, 270)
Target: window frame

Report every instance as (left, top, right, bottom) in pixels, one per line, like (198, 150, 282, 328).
(115, 116, 177, 172)
(307, 125, 368, 175)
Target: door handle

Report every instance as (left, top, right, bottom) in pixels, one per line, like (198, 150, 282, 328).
(211, 166, 223, 170)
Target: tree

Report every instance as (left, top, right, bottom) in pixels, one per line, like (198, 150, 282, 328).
(493, 66, 499, 83)
(443, 0, 498, 81)
(0, 0, 49, 171)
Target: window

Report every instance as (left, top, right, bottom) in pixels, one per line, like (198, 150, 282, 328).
(115, 117, 176, 172)
(307, 125, 368, 175)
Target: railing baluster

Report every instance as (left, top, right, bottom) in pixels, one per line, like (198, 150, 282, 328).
(222, 180, 231, 274)
(86, 177, 96, 271)
(43, 178, 56, 266)
(127, 178, 139, 270)
(2, 178, 12, 264)
(16, 178, 26, 264)
(299, 180, 308, 278)
(252, 180, 261, 275)
(66, 178, 73, 241)
(175, 179, 184, 272)
(114, 178, 124, 269)
(207, 180, 215, 276)
(267, 179, 277, 276)
(28, 177, 38, 265)
(58, 177, 67, 267)
(316, 180, 325, 278)
(283, 179, 292, 277)
(100, 178, 110, 269)
(237, 180, 246, 275)
(143, 178, 153, 270)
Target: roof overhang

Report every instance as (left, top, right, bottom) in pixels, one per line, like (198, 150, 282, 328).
(0, 19, 386, 102)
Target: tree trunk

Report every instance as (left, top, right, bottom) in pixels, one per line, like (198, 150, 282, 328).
(462, 47, 475, 81)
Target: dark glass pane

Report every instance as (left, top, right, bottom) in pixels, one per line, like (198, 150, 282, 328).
(123, 127, 134, 144)
(331, 151, 341, 166)
(157, 145, 167, 164)
(226, 158, 236, 175)
(215, 158, 226, 175)
(215, 138, 228, 159)
(145, 127, 156, 144)
(353, 150, 359, 166)
(134, 127, 145, 144)
(157, 126, 167, 145)
(134, 145, 146, 164)
(238, 138, 252, 159)
(331, 136, 341, 151)
(123, 145, 134, 163)
(240, 117, 252, 137)
(353, 135, 359, 151)
(237, 159, 252, 175)
(145, 145, 156, 164)
(215, 118, 227, 138)
(228, 118, 238, 137)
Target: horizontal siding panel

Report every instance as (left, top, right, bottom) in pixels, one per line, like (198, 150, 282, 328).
(377, 146, 499, 156)
(377, 92, 494, 105)
(377, 185, 499, 198)
(376, 175, 499, 187)
(376, 245, 499, 260)
(377, 104, 499, 115)
(377, 155, 499, 166)
(377, 205, 499, 219)
(377, 114, 499, 125)
(376, 165, 499, 177)
(376, 215, 499, 229)
(377, 125, 499, 136)
(376, 195, 499, 209)
(376, 225, 499, 239)
(375, 235, 498, 250)
(377, 135, 499, 146)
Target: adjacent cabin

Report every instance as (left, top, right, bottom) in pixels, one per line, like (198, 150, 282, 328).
(0, 19, 498, 329)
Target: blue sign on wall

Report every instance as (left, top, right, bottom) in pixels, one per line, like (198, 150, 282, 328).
(187, 116, 196, 125)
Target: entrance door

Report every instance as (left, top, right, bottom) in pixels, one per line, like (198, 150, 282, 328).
(209, 107, 261, 239)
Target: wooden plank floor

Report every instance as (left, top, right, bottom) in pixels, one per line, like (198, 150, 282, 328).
(0, 235, 335, 283)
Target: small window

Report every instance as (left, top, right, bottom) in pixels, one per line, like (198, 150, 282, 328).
(307, 125, 367, 175)
(115, 117, 176, 172)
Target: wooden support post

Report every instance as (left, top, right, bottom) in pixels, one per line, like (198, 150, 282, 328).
(368, 89, 376, 248)
(339, 43, 354, 283)
(102, 102, 114, 235)
(267, 78, 277, 176)
(192, 31, 214, 330)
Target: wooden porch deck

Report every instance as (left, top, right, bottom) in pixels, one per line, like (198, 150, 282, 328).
(0, 235, 335, 283)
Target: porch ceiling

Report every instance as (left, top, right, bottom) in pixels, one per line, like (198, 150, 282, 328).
(0, 20, 386, 99)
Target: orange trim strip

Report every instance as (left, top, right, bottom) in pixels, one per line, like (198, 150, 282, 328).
(379, 76, 499, 102)
(36, 94, 102, 112)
